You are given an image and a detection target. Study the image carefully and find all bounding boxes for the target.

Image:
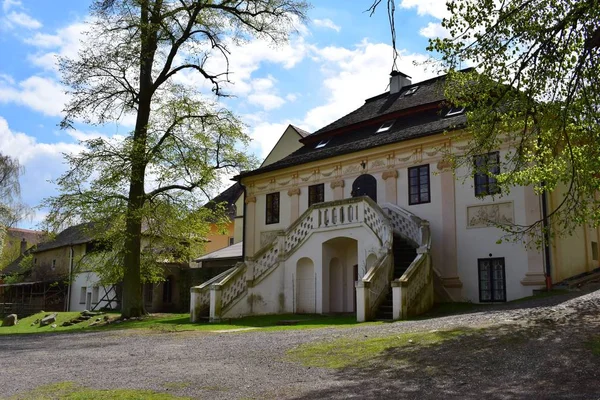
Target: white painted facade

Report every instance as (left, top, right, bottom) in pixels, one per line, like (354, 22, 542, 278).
(69, 271, 116, 312)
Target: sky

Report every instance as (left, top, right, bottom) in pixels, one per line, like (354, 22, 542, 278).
(0, 0, 450, 230)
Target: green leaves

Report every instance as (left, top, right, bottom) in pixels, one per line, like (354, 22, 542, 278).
(431, 0, 600, 242)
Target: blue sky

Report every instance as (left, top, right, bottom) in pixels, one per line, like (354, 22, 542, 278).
(0, 0, 449, 229)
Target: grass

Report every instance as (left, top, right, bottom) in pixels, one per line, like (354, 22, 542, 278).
(287, 328, 467, 369)
(0, 312, 378, 336)
(9, 382, 190, 399)
(587, 336, 600, 356)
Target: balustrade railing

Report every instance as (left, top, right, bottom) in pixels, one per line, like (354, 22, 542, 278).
(190, 266, 236, 322)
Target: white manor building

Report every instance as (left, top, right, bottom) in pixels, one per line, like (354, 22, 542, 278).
(191, 70, 599, 322)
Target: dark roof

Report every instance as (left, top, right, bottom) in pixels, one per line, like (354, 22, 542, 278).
(290, 125, 310, 137)
(1, 253, 26, 275)
(6, 228, 47, 246)
(309, 74, 450, 137)
(33, 222, 96, 253)
(205, 183, 244, 218)
(237, 71, 468, 179)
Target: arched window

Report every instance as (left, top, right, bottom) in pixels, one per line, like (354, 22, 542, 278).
(351, 174, 377, 202)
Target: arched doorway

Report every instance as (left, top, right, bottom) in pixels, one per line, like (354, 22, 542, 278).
(296, 258, 315, 313)
(352, 174, 377, 202)
(329, 258, 343, 313)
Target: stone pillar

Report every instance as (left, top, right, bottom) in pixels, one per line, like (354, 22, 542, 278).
(437, 160, 462, 297)
(245, 195, 256, 256)
(382, 170, 398, 205)
(355, 281, 370, 322)
(288, 187, 301, 221)
(521, 186, 546, 286)
(391, 281, 402, 320)
(209, 285, 222, 322)
(330, 179, 345, 201)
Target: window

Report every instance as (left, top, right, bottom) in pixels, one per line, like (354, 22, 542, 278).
(403, 86, 419, 96)
(408, 165, 430, 205)
(376, 120, 395, 133)
(92, 286, 99, 304)
(308, 184, 325, 207)
(315, 139, 330, 149)
(229, 237, 235, 246)
(593, 241, 598, 261)
(51, 259, 56, 270)
(79, 287, 87, 304)
(144, 283, 153, 304)
(474, 152, 501, 197)
(478, 258, 506, 302)
(34, 258, 37, 265)
(445, 106, 465, 117)
(265, 192, 280, 225)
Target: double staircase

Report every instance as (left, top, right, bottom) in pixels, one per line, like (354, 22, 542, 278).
(375, 237, 417, 320)
(191, 197, 436, 323)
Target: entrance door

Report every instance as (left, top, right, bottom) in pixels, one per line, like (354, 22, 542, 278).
(296, 258, 315, 313)
(352, 174, 377, 202)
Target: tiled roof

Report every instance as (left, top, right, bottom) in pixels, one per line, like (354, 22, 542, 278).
(33, 222, 96, 253)
(205, 183, 243, 218)
(290, 125, 310, 137)
(193, 241, 243, 262)
(237, 71, 467, 179)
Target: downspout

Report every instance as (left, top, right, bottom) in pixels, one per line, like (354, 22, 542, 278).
(541, 190, 552, 290)
(65, 245, 74, 311)
(240, 182, 247, 260)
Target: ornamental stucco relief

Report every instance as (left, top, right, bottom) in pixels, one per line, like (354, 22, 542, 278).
(467, 202, 514, 228)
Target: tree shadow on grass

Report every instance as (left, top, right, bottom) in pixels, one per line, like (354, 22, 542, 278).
(291, 296, 600, 400)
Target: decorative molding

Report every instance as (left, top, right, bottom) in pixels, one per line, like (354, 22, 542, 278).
(382, 170, 398, 180)
(467, 202, 514, 228)
(371, 159, 386, 168)
(245, 195, 256, 204)
(436, 159, 452, 171)
(321, 169, 335, 178)
(277, 179, 292, 186)
(287, 187, 301, 196)
(344, 165, 360, 174)
(397, 154, 412, 163)
(330, 179, 345, 189)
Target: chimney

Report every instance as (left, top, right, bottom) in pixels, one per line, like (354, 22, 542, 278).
(20, 238, 27, 255)
(390, 70, 412, 94)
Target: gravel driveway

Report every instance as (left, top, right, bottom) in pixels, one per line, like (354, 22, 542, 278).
(1, 286, 599, 399)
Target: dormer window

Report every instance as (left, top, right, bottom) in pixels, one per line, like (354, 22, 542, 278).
(445, 107, 465, 117)
(376, 120, 395, 133)
(315, 138, 330, 149)
(404, 86, 419, 96)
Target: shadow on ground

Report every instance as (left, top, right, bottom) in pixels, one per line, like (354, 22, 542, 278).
(291, 289, 600, 400)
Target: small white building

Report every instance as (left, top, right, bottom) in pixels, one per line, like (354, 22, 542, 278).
(191, 70, 599, 322)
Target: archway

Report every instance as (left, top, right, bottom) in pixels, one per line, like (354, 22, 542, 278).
(352, 174, 377, 202)
(296, 257, 315, 314)
(329, 258, 343, 313)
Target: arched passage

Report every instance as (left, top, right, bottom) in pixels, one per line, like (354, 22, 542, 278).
(296, 257, 315, 314)
(329, 258, 343, 313)
(352, 174, 377, 202)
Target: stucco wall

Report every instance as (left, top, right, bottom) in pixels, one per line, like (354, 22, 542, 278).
(261, 126, 304, 167)
(33, 244, 86, 281)
(69, 271, 116, 312)
(205, 221, 235, 254)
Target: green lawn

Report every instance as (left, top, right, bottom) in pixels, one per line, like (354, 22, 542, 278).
(287, 329, 468, 369)
(9, 382, 190, 400)
(0, 312, 378, 335)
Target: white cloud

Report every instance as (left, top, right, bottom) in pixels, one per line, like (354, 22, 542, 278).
(286, 93, 298, 102)
(247, 93, 286, 111)
(0, 116, 83, 224)
(313, 18, 341, 33)
(302, 40, 437, 131)
(5, 11, 41, 29)
(400, 0, 450, 20)
(0, 75, 68, 117)
(247, 121, 294, 159)
(24, 22, 88, 72)
(419, 22, 450, 39)
(2, 0, 21, 13)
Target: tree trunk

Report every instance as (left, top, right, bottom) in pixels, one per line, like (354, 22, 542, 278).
(120, 0, 157, 318)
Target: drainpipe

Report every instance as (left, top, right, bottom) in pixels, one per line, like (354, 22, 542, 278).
(65, 245, 74, 311)
(541, 190, 552, 290)
(240, 182, 247, 260)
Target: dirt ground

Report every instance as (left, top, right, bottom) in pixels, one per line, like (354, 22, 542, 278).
(1, 286, 599, 399)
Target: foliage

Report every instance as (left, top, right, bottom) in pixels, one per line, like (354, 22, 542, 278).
(426, 0, 600, 242)
(49, 0, 308, 317)
(0, 153, 30, 258)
